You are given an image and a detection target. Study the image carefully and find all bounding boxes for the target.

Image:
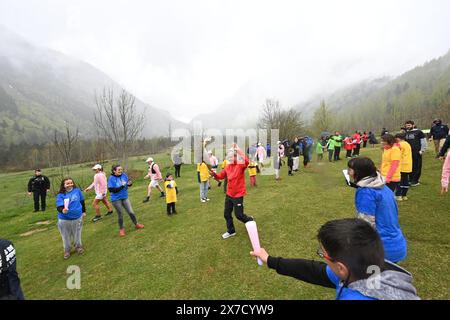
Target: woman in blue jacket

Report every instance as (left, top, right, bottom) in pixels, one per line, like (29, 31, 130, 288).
(108, 165, 144, 237)
(347, 157, 407, 263)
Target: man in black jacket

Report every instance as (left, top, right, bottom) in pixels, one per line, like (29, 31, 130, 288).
(27, 169, 50, 212)
(0, 239, 25, 300)
(404, 120, 427, 186)
(430, 119, 449, 156)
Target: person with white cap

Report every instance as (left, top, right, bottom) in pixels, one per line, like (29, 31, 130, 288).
(256, 142, 266, 172)
(274, 141, 285, 180)
(84, 164, 113, 222)
(143, 157, 165, 203)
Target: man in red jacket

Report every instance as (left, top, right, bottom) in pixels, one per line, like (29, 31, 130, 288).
(210, 143, 254, 239)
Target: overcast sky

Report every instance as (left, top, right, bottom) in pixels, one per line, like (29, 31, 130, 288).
(1, 0, 450, 122)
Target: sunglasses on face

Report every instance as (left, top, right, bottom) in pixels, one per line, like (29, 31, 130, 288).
(317, 246, 334, 262)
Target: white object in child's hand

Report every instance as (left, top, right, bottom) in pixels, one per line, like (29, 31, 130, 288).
(63, 198, 70, 211)
(245, 221, 263, 266)
(343, 169, 351, 186)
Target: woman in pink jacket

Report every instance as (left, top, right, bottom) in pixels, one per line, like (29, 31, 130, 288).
(84, 164, 113, 222)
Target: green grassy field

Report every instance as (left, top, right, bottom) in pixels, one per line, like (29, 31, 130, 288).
(0, 146, 449, 300)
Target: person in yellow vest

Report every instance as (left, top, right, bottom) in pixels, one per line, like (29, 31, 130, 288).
(395, 133, 413, 201)
(197, 161, 211, 203)
(164, 173, 178, 215)
(221, 158, 229, 193)
(248, 161, 258, 187)
(380, 134, 402, 193)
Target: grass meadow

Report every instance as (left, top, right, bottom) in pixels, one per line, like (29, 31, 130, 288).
(0, 145, 449, 299)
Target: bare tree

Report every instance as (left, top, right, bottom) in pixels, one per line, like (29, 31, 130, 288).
(258, 98, 304, 140)
(94, 87, 145, 168)
(312, 100, 333, 136)
(53, 122, 79, 175)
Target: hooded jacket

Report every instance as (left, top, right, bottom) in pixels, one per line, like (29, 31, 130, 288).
(348, 261, 420, 300)
(354, 172, 407, 263)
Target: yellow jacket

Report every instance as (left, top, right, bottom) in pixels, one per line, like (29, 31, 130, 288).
(164, 180, 177, 203)
(197, 163, 210, 182)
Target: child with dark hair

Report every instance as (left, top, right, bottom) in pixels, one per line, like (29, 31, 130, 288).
(347, 157, 407, 263)
(251, 218, 419, 300)
(56, 178, 85, 259)
(164, 173, 178, 216)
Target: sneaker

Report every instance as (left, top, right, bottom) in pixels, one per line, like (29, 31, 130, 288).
(222, 232, 236, 239)
(160, 193, 165, 198)
(119, 229, 126, 237)
(143, 197, 150, 203)
(410, 182, 420, 187)
(105, 211, 113, 217)
(76, 247, 84, 254)
(64, 252, 71, 259)
(135, 223, 145, 230)
(205, 198, 210, 202)
(201, 199, 206, 203)
(402, 196, 408, 201)
(396, 196, 403, 201)
(91, 215, 102, 222)
(33, 209, 39, 212)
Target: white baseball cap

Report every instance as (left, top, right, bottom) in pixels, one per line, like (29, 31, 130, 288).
(92, 164, 102, 170)
(145, 157, 154, 162)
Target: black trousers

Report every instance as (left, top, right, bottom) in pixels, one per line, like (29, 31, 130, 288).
(386, 182, 400, 192)
(395, 172, 410, 197)
(346, 149, 352, 158)
(410, 152, 422, 184)
(363, 140, 368, 148)
(224, 195, 253, 234)
(334, 147, 341, 161)
(353, 144, 361, 156)
(167, 202, 176, 214)
(174, 164, 181, 178)
(33, 190, 47, 211)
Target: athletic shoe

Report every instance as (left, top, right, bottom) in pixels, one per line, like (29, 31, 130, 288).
(33, 209, 39, 212)
(402, 196, 408, 201)
(395, 196, 403, 201)
(222, 232, 236, 239)
(410, 182, 420, 187)
(91, 215, 102, 222)
(135, 223, 145, 229)
(201, 199, 206, 203)
(160, 193, 165, 198)
(119, 229, 126, 237)
(205, 198, 210, 202)
(142, 197, 150, 203)
(64, 252, 71, 260)
(105, 211, 113, 217)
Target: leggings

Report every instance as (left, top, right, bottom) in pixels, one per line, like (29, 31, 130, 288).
(112, 198, 138, 229)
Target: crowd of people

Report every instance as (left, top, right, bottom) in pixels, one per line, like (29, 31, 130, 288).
(1, 118, 449, 300)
